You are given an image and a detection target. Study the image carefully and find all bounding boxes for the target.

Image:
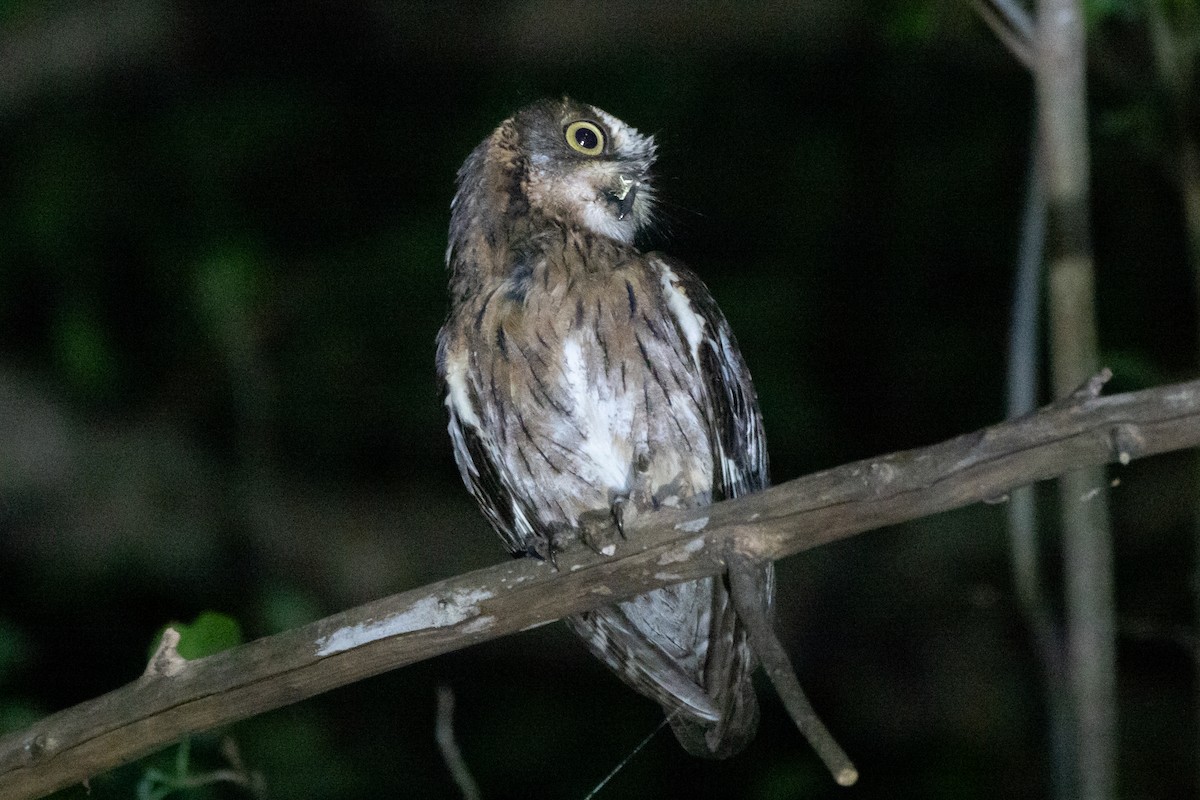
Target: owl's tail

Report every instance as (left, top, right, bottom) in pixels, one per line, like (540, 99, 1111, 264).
(566, 566, 772, 760)
(667, 566, 765, 759)
(666, 673, 760, 759)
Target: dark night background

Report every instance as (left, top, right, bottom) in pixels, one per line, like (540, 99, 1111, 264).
(1, 1, 1197, 798)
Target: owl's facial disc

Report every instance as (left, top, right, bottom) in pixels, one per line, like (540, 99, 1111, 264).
(526, 157, 652, 243)
(517, 101, 656, 244)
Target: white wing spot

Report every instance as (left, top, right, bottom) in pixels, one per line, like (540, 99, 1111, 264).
(657, 261, 706, 364)
(443, 350, 482, 429)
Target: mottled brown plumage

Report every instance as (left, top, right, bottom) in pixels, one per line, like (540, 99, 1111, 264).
(437, 98, 772, 758)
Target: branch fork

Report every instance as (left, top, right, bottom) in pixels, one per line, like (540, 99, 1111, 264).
(3, 377, 1200, 799)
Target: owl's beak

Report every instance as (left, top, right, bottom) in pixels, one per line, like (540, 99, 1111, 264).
(609, 175, 640, 221)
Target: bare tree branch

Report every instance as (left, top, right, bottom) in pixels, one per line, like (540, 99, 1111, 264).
(727, 550, 856, 786)
(1005, 116, 1075, 800)
(972, 0, 1037, 68)
(3, 375, 1200, 800)
(435, 686, 481, 800)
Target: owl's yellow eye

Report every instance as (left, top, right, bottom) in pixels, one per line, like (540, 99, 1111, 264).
(565, 121, 605, 156)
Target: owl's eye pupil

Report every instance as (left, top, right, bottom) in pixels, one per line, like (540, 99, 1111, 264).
(565, 121, 605, 155)
(574, 127, 598, 150)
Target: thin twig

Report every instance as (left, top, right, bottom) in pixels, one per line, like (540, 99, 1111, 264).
(1005, 118, 1075, 800)
(435, 686, 481, 800)
(727, 550, 857, 787)
(971, 0, 1036, 69)
(1006, 121, 1049, 636)
(992, 0, 1036, 41)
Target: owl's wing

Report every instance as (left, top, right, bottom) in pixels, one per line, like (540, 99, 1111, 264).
(438, 331, 545, 558)
(650, 254, 768, 500)
(656, 255, 774, 755)
(567, 255, 773, 758)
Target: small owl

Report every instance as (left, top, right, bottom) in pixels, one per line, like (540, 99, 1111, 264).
(437, 98, 773, 758)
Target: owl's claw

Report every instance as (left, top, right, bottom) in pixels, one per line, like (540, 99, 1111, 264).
(526, 540, 556, 570)
(578, 496, 633, 557)
(579, 513, 618, 557)
(526, 527, 567, 570)
(612, 497, 628, 539)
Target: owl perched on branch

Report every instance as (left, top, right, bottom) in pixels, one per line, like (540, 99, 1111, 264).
(437, 98, 773, 758)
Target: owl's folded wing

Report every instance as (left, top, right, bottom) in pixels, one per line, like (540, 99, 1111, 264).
(438, 331, 546, 558)
(649, 254, 769, 500)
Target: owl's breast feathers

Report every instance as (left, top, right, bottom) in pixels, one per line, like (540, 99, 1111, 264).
(439, 230, 763, 552)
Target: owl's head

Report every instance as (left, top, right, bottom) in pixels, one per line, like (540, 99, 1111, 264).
(458, 98, 657, 246)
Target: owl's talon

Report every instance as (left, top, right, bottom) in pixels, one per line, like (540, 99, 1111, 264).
(612, 498, 628, 539)
(527, 532, 560, 570)
(578, 508, 620, 556)
(580, 521, 612, 556)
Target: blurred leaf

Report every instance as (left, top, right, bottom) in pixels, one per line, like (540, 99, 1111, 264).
(885, 0, 942, 44)
(1085, 0, 1142, 24)
(52, 301, 117, 396)
(194, 247, 260, 328)
(1162, 0, 1200, 26)
(193, 244, 265, 350)
(0, 0, 24, 27)
(150, 612, 244, 662)
(258, 584, 323, 634)
(15, 127, 101, 260)
(239, 707, 365, 799)
(1103, 348, 1170, 392)
(1097, 104, 1167, 162)
(135, 736, 262, 800)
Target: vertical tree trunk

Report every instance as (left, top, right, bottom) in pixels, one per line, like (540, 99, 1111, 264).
(1007, 126, 1075, 800)
(1034, 2, 1117, 798)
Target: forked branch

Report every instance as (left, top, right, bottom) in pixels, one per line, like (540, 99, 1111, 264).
(727, 550, 857, 786)
(3, 373, 1200, 800)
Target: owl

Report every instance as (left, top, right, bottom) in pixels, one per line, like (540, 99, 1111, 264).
(437, 97, 773, 758)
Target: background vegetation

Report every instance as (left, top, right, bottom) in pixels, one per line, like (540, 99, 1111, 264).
(0, 1, 1196, 797)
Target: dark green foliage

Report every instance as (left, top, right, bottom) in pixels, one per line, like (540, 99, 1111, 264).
(1, 1, 1197, 798)
(149, 612, 243, 662)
